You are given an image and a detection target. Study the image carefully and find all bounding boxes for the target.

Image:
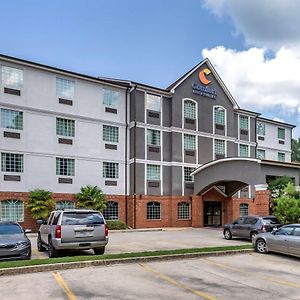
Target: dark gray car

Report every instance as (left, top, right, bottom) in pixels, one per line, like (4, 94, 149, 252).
(0, 222, 31, 260)
(223, 215, 282, 240)
(253, 224, 300, 257)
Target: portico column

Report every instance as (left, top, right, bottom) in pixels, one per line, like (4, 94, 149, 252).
(191, 195, 203, 227)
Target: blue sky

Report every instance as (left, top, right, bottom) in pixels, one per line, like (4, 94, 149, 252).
(1, 0, 300, 137)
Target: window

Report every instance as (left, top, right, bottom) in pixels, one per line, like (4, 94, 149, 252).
(56, 118, 75, 137)
(0, 108, 23, 130)
(240, 204, 249, 217)
(275, 226, 294, 236)
(56, 201, 75, 210)
(0, 200, 24, 222)
(1, 153, 23, 172)
(184, 100, 196, 120)
(146, 94, 161, 112)
(278, 128, 285, 140)
(256, 149, 265, 159)
(178, 202, 191, 220)
(184, 134, 196, 150)
(214, 139, 225, 156)
(214, 107, 225, 125)
(1, 66, 23, 88)
(56, 78, 74, 99)
(257, 122, 265, 136)
(239, 115, 249, 130)
(147, 164, 160, 180)
(278, 152, 285, 162)
(239, 144, 249, 157)
(103, 201, 119, 220)
(103, 162, 119, 179)
(147, 202, 161, 220)
(56, 158, 75, 176)
(103, 125, 119, 143)
(103, 88, 119, 108)
(147, 129, 160, 146)
(184, 167, 195, 182)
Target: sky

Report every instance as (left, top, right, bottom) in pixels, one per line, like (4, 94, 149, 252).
(0, 0, 300, 137)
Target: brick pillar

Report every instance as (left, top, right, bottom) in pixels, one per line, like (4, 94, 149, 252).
(191, 195, 203, 228)
(255, 190, 270, 215)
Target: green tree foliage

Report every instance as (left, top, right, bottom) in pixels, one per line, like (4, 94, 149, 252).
(75, 185, 107, 211)
(268, 176, 293, 198)
(273, 182, 300, 224)
(26, 189, 55, 219)
(292, 138, 300, 162)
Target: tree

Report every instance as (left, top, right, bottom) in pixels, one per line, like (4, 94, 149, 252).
(292, 138, 300, 162)
(75, 185, 107, 211)
(26, 189, 55, 219)
(273, 182, 300, 224)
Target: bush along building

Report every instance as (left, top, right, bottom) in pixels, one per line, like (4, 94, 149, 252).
(0, 54, 299, 231)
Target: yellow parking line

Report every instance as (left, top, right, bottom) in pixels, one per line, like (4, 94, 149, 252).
(32, 249, 44, 260)
(53, 272, 77, 300)
(139, 263, 217, 300)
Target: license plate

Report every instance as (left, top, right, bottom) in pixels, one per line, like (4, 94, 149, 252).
(75, 231, 93, 238)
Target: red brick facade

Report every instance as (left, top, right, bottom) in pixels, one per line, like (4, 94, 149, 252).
(0, 190, 270, 231)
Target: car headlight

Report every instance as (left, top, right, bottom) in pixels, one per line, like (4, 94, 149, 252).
(15, 241, 29, 248)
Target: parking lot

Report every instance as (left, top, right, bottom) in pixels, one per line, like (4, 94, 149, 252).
(30, 227, 249, 259)
(1, 252, 300, 299)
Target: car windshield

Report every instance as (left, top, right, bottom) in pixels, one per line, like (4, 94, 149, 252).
(263, 217, 280, 224)
(0, 224, 23, 235)
(61, 212, 104, 225)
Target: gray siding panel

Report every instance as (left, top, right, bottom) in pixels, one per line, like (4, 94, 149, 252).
(198, 136, 213, 164)
(172, 132, 182, 162)
(227, 141, 236, 158)
(135, 90, 145, 123)
(163, 132, 172, 162)
(163, 166, 171, 195)
(162, 97, 172, 127)
(172, 166, 182, 195)
(135, 127, 145, 159)
(135, 163, 145, 195)
(147, 146, 161, 161)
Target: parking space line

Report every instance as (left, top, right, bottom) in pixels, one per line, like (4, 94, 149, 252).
(139, 263, 217, 300)
(53, 272, 77, 300)
(32, 249, 44, 260)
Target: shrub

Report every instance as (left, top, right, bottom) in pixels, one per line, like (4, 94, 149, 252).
(106, 220, 128, 230)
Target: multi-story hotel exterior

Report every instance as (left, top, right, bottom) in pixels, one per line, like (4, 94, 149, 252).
(0, 54, 299, 230)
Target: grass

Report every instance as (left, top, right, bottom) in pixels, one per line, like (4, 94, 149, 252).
(0, 244, 252, 270)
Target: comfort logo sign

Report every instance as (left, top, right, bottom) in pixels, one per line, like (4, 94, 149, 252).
(199, 68, 211, 85)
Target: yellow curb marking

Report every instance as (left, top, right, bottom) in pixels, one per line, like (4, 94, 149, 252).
(53, 272, 77, 300)
(32, 249, 45, 260)
(139, 263, 217, 300)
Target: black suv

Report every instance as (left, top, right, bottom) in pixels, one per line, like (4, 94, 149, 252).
(223, 216, 282, 240)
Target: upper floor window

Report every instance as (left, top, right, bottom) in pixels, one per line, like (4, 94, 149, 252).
(214, 139, 225, 158)
(56, 118, 75, 137)
(103, 125, 119, 143)
(278, 152, 285, 162)
(1, 153, 23, 173)
(56, 78, 74, 99)
(239, 115, 249, 131)
(103, 162, 119, 179)
(0, 200, 24, 222)
(184, 167, 195, 182)
(146, 94, 161, 112)
(256, 149, 265, 160)
(147, 164, 160, 181)
(257, 122, 265, 136)
(240, 203, 249, 217)
(278, 128, 285, 140)
(56, 200, 75, 210)
(1, 66, 23, 88)
(0, 108, 23, 130)
(184, 100, 196, 120)
(103, 88, 120, 108)
(239, 144, 249, 157)
(147, 129, 160, 146)
(184, 134, 196, 150)
(214, 107, 225, 126)
(56, 158, 75, 176)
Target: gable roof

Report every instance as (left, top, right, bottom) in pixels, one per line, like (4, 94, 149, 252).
(167, 58, 239, 109)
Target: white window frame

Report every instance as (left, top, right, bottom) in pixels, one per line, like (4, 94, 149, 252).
(0, 200, 24, 222)
(213, 139, 226, 159)
(1, 66, 24, 89)
(239, 144, 250, 157)
(182, 98, 198, 130)
(213, 105, 227, 135)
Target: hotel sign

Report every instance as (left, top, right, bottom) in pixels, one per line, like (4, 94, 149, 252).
(192, 68, 217, 99)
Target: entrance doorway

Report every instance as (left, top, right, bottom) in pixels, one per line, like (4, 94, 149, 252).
(204, 201, 222, 226)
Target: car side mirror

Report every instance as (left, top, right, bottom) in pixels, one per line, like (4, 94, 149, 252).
(25, 229, 32, 234)
(272, 228, 278, 235)
(233, 222, 238, 225)
(36, 219, 44, 225)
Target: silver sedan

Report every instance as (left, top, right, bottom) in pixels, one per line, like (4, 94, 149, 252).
(253, 224, 300, 258)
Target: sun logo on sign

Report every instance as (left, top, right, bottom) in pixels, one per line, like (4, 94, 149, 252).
(199, 68, 211, 85)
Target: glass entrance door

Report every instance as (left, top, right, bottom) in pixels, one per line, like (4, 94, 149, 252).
(204, 202, 222, 226)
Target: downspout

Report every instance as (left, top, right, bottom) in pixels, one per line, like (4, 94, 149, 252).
(125, 86, 130, 225)
(133, 85, 137, 229)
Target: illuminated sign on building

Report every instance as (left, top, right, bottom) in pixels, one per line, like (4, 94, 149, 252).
(192, 68, 217, 99)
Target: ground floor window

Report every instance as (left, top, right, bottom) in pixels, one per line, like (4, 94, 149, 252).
(147, 202, 161, 220)
(0, 200, 24, 222)
(178, 202, 190, 220)
(103, 201, 119, 220)
(240, 203, 249, 217)
(56, 200, 75, 210)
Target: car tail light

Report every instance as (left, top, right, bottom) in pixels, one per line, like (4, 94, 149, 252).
(105, 224, 108, 237)
(261, 225, 266, 231)
(55, 225, 61, 238)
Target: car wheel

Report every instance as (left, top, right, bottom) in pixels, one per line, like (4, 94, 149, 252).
(48, 238, 58, 258)
(94, 247, 105, 255)
(37, 234, 45, 252)
(25, 249, 32, 260)
(250, 231, 258, 241)
(255, 239, 268, 254)
(224, 229, 232, 240)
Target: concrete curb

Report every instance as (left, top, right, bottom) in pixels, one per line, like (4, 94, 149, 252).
(0, 249, 253, 277)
